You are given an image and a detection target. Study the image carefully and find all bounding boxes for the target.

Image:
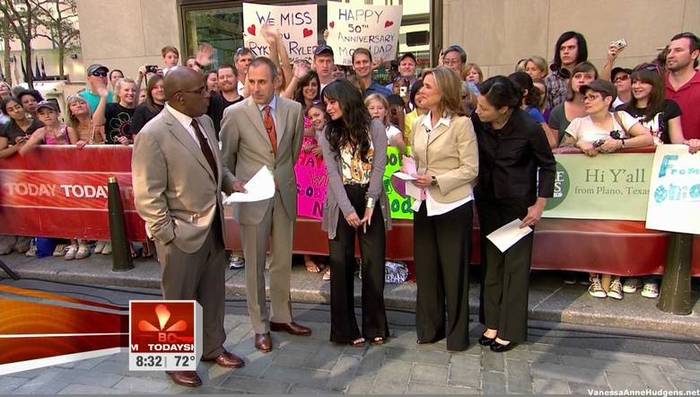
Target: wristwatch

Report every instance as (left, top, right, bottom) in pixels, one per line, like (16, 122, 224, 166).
(431, 176, 438, 187)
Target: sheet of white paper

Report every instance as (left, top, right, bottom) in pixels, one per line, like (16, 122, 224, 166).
(486, 219, 532, 253)
(393, 172, 417, 181)
(223, 166, 275, 204)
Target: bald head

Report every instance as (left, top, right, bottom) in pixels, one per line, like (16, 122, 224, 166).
(164, 66, 210, 117)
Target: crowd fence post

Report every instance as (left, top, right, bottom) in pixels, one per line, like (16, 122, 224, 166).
(657, 232, 693, 315)
(108, 176, 134, 272)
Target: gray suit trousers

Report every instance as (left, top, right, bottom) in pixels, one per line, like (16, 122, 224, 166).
(155, 225, 227, 359)
(241, 192, 294, 334)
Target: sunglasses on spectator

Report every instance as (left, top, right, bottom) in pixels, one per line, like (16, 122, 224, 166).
(613, 75, 630, 83)
(91, 71, 108, 77)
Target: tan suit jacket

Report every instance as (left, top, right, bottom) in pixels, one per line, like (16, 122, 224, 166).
(220, 96, 304, 224)
(411, 114, 479, 203)
(132, 108, 232, 253)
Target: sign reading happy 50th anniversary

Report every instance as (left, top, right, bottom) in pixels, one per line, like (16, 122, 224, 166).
(326, 2, 403, 66)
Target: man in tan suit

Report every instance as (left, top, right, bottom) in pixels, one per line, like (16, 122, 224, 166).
(220, 57, 309, 352)
(132, 67, 244, 388)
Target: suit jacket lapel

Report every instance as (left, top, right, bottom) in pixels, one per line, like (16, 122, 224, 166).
(275, 96, 287, 145)
(163, 110, 216, 182)
(427, 123, 448, 145)
(244, 98, 273, 150)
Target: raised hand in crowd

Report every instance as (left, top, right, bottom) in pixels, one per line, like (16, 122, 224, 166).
(281, 60, 311, 99)
(603, 40, 626, 81)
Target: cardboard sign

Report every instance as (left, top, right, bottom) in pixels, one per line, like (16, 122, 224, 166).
(645, 144, 700, 234)
(326, 2, 402, 66)
(242, 2, 318, 63)
(384, 147, 413, 220)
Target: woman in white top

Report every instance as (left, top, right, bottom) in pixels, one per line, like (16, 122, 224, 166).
(562, 79, 652, 156)
(563, 79, 653, 300)
(408, 67, 479, 352)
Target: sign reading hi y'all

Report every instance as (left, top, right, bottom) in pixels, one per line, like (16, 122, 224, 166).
(645, 145, 700, 234)
(326, 2, 403, 66)
(242, 3, 318, 63)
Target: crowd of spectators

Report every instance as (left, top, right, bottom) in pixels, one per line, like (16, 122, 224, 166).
(1, 28, 698, 308)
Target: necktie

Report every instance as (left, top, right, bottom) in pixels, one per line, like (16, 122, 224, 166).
(263, 105, 278, 156)
(190, 119, 218, 181)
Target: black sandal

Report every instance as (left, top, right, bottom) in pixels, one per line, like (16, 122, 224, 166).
(350, 337, 366, 347)
(371, 336, 385, 345)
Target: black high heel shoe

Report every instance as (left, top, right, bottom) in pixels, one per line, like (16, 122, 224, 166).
(490, 341, 517, 353)
(478, 334, 496, 346)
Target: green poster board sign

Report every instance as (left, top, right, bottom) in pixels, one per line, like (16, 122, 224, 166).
(384, 147, 414, 220)
(543, 153, 655, 221)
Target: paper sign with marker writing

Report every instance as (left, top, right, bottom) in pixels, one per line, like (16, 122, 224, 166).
(243, 3, 318, 63)
(326, 1, 403, 66)
(295, 150, 328, 220)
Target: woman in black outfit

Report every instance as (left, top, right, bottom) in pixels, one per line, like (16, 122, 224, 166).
(130, 75, 165, 135)
(318, 79, 390, 347)
(472, 76, 556, 352)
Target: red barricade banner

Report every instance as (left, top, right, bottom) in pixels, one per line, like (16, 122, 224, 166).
(0, 145, 146, 241)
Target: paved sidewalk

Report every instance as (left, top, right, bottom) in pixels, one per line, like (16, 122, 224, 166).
(1, 279, 699, 395)
(2, 252, 699, 339)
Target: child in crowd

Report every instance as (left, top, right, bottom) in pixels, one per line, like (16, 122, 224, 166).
(19, 101, 90, 260)
(365, 93, 407, 154)
(300, 102, 329, 278)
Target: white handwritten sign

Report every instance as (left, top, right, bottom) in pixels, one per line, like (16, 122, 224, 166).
(645, 144, 700, 234)
(242, 3, 318, 63)
(326, 2, 402, 66)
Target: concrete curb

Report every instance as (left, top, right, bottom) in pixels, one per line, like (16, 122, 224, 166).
(1, 253, 698, 340)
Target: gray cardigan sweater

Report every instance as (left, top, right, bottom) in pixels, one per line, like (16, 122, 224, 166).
(319, 119, 392, 239)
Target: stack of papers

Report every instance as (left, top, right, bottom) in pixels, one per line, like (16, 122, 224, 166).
(223, 166, 275, 205)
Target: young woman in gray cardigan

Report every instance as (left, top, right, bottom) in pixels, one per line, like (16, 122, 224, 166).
(319, 79, 391, 347)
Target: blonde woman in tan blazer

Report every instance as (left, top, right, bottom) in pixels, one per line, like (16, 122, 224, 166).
(409, 67, 479, 351)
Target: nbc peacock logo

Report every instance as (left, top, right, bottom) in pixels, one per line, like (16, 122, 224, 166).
(129, 301, 197, 353)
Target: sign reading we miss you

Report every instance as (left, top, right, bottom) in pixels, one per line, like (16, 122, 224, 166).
(242, 3, 318, 63)
(326, 2, 403, 66)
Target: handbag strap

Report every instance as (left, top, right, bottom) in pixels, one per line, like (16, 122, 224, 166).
(613, 111, 629, 136)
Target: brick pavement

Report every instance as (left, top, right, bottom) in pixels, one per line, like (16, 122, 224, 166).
(2, 310, 699, 395)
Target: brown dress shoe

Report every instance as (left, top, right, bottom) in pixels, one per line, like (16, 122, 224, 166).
(202, 349, 245, 368)
(166, 371, 202, 387)
(269, 321, 312, 336)
(255, 333, 272, 352)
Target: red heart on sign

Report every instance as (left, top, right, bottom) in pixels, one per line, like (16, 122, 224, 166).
(303, 28, 313, 38)
(384, 21, 394, 28)
(247, 24, 256, 36)
(329, 21, 335, 29)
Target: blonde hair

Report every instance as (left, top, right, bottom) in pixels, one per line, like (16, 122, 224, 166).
(66, 95, 92, 128)
(463, 63, 483, 83)
(114, 77, 137, 104)
(423, 67, 464, 117)
(526, 56, 548, 79)
(364, 93, 390, 126)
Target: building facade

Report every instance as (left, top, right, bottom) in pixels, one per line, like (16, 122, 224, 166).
(75, 0, 700, 82)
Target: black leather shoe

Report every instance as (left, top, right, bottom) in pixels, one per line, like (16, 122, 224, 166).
(478, 335, 496, 346)
(490, 341, 517, 353)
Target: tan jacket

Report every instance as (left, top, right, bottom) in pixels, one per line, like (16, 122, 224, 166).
(132, 108, 233, 253)
(220, 96, 304, 225)
(411, 114, 479, 203)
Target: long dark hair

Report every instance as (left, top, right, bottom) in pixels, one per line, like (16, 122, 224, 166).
(508, 72, 541, 108)
(552, 31, 588, 68)
(294, 70, 320, 107)
(322, 79, 372, 162)
(144, 75, 164, 112)
(629, 67, 666, 123)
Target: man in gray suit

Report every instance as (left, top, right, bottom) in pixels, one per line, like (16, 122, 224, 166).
(220, 57, 309, 353)
(132, 67, 244, 388)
